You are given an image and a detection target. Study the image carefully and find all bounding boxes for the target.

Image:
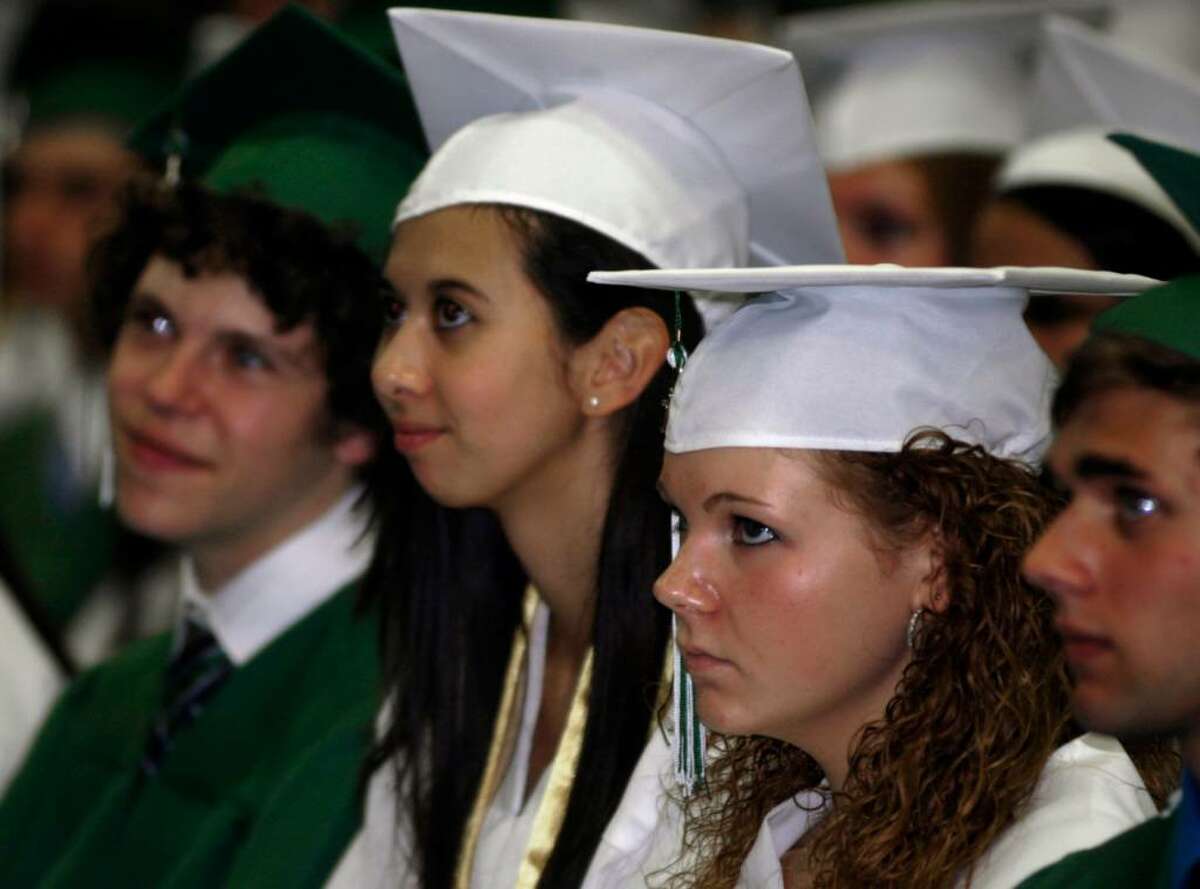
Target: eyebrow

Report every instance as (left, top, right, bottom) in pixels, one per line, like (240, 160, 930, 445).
(654, 482, 771, 513)
(430, 277, 489, 303)
(1073, 454, 1149, 482)
(702, 491, 771, 512)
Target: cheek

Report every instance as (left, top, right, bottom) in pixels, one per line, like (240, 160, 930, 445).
(106, 341, 146, 403)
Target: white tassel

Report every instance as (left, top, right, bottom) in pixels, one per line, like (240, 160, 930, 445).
(671, 520, 706, 795)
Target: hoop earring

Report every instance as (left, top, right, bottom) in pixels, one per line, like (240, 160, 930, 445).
(906, 609, 923, 649)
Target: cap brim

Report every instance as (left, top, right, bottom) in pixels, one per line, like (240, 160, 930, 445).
(588, 264, 1161, 296)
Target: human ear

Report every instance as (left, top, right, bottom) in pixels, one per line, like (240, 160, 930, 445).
(332, 423, 378, 468)
(910, 534, 950, 615)
(573, 307, 670, 417)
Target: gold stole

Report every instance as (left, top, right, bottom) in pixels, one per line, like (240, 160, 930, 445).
(454, 587, 595, 889)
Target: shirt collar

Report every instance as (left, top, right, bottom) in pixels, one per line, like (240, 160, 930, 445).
(177, 486, 373, 665)
(1170, 768, 1200, 889)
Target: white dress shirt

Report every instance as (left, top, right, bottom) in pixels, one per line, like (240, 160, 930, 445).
(177, 486, 373, 665)
(0, 580, 64, 792)
(328, 596, 679, 889)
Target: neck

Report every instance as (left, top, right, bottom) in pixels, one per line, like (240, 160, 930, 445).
(191, 471, 355, 592)
(779, 654, 911, 796)
(493, 432, 614, 656)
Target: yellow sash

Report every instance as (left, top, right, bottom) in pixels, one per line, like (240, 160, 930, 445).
(454, 587, 594, 889)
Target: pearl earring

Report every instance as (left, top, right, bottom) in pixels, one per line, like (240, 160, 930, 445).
(587, 395, 600, 410)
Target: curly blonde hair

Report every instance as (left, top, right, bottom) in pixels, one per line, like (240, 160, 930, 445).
(667, 430, 1177, 889)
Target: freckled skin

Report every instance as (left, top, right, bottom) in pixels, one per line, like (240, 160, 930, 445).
(655, 447, 935, 777)
(1024, 387, 1200, 754)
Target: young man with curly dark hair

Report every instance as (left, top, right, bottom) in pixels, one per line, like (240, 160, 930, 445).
(0, 8, 427, 887)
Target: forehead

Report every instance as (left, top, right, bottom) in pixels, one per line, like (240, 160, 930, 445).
(661, 447, 823, 498)
(385, 205, 525, 283)
(10, 124, 133, 174)
(1050, 387, 1200, 482)
(133, 255, 320, 359)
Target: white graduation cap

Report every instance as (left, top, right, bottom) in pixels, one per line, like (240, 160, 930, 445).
(777, 0, 1110, 171)
(1106, 0, 1200, 77)
(997, 15, 1200, 250)
(586, 265, 1159, 461)
(387, 8, 843, 271)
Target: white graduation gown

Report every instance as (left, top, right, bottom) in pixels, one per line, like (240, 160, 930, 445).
(327, 596, 678, 889)
(734, 732, 1157, 888)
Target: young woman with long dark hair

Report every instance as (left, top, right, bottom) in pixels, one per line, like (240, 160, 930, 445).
(328, 10, 843, 889)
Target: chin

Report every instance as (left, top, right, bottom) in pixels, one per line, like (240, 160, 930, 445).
(114, 487, 196, 545)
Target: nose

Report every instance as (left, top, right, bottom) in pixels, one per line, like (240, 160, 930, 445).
(654, 541, 721, 615)
(144, 345, 206, 416)
(373, 324, 432, 406)
(1022, 510, 1094, 605)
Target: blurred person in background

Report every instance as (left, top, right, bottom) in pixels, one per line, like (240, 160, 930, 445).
(0, 0, 189, 663)
(971, 14, 1200, 369)
(779, 0, 1109, 268)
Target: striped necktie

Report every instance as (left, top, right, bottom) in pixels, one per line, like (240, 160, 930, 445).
(142, 609, 233, 775)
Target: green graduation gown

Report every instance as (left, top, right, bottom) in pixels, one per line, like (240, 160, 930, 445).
(1016, 809, 1177, 889)
(0, 407, 116, 631)
(0, 582, 378, 888)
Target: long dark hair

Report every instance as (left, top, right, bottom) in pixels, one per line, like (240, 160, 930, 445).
(362, 205, 703, 888)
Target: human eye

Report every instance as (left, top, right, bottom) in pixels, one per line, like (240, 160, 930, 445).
(1114, 485, 1162, 533)
(227, 338, 273, 373)
(126, 299, 174, 338)
(733, 516, 777, 546)
(861, 206, 917, 249)
(434, 297, 472, 330)
(383, 294, 406, 327)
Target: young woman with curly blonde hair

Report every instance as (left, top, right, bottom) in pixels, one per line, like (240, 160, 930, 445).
(587, 264, 1178, 889)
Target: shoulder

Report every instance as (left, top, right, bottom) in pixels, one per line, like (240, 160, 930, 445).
(1015, 808, 1177, 889)
(966, 733, 1159, 889)
(52, 632, 171, 728)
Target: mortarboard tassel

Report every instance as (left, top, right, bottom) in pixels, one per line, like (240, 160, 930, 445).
(668, 290, 706, 795)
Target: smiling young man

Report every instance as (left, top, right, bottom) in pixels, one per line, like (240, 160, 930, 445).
(1019, 271, 1200, 888)
(0, 8, 427, 887)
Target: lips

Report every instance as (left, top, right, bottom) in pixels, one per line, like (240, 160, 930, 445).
(121, 427, 212, 472)
(390, 422, 445, 454)
(1056, 622, 1114, 664)
(680, 644, 734, 676)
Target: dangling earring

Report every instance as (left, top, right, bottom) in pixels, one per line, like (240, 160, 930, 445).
(906, 609, 924, 649)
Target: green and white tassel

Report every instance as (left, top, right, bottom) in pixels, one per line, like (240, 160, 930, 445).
(668, 289, 705, 795)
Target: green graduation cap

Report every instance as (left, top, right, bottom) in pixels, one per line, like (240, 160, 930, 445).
(1092, 274, 1200, 360)
(1091, 135, 1200, 359)
(130, 4, 429, 264)
(1111, 132, 1200, 240)
(9, 1, 186, 134)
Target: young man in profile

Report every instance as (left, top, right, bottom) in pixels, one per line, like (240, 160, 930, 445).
(1020, 270, 1200, 888)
